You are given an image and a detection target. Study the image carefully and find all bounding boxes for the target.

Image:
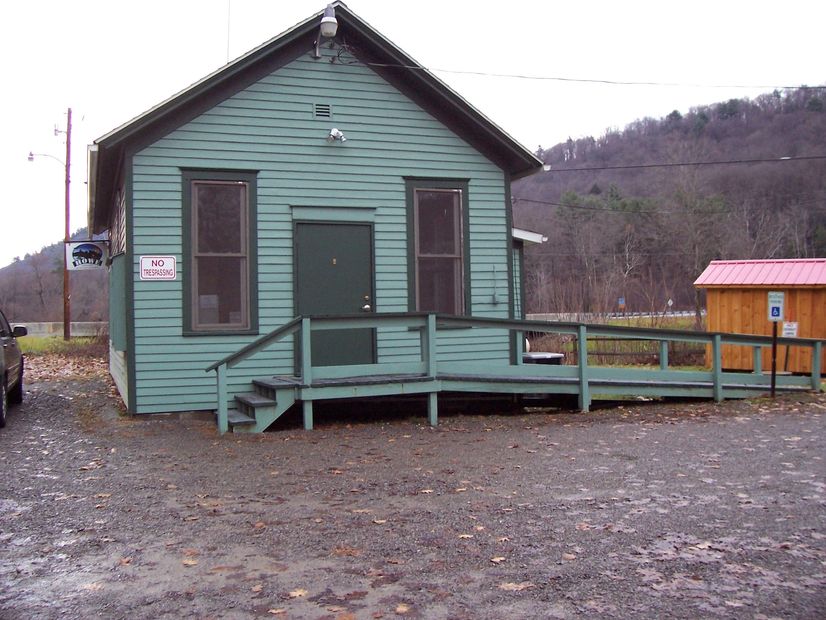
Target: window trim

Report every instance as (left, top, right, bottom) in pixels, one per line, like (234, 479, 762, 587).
(405, 177, 471, 315)
(182, 169, 258, 335)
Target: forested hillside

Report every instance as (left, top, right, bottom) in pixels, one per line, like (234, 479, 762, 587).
(514, 87, 826, 320)
(2, 88, 824, 325)
(0, 229, 108, 323)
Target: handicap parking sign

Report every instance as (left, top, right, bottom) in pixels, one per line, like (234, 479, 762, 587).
(767, 291, 784, 322)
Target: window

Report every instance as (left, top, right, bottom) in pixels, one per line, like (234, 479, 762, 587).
(406, 179, 470, 315)
(183, 170, 257, 334)
(0, 309, 11, 337)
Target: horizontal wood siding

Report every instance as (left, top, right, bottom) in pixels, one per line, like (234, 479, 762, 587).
(109, 188, 127, 255)
(130, 48, 511, 413)
(108, 341, 128, 406)
(109, 254, 127, 352)
(512, 247, 523, 318)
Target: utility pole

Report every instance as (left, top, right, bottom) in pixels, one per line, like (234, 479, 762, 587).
(62, 108, 72, 340)
(27, 106, 72, 340)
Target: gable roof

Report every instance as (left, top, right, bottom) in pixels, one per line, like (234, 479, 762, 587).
(89, 2, 541, 233)
(694, 258, 826, 288)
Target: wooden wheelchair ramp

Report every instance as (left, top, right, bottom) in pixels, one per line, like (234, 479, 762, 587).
(207, 314, 823, 434)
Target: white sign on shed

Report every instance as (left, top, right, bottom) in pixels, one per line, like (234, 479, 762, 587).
(767, 291, 784, 322)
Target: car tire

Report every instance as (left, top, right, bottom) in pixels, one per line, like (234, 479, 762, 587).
(0, 381, 7, 428)
(9, 360, 23, 405)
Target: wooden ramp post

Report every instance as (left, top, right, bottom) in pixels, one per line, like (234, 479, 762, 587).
(577, 324, 590, 412)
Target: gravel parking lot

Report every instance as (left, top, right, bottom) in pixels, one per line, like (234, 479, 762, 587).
(1, 356, 824, 619)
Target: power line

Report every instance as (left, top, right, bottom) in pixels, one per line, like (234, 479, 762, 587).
(515, 197, 664, 214)
(540, 155, 826, 173)
(363, 61, 826, 91)
(513, 193, 825, 215)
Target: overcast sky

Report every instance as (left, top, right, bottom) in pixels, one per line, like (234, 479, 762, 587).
(2, 0, 824, 268)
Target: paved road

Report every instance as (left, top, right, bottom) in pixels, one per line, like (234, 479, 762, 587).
(1, 363, 824, 618)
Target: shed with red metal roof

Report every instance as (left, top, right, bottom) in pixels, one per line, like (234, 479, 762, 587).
(694, 259, 826, 373)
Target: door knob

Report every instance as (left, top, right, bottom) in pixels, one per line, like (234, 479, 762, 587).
(362, 304, 372, 312)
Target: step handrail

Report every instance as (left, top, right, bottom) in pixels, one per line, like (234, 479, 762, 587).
(205, 316, 304, 373)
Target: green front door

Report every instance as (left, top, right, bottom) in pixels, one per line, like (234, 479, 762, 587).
(295, 222, 375, 366)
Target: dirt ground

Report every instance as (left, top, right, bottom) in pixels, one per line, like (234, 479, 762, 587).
(1, 356, 825, 619)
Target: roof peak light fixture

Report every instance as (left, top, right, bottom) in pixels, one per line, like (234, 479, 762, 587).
(313, 4, 339, 59)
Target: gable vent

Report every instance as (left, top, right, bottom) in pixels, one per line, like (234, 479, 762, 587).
(314, 103, 332, 118)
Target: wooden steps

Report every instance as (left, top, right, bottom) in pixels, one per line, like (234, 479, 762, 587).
(227, 386, 297, 433)
(227, 409, 256, 426)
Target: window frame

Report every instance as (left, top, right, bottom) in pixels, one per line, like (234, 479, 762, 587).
(182, 169, 258, 335)
(405, 178, 471, 315)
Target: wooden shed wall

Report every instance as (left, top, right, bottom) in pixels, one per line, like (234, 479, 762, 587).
(127, 49, 513, 413)
(704, 287, 826, 373)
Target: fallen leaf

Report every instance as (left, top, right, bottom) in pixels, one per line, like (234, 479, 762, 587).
(289, 588, 308, 598)
(420, 489, 434, 494)
(254, 521, 266, 529)
(490, 556, 506, 564)
(562, 553, 577, 561)
(395, 603, 411, 614)
(458, 534, 474, 539)
(183, 548, 200, 556)
(182, 559, 198, 567)
(267, 609, 286, 615)
(118, 557, 132, 566)
(373, 519, 387, 525)
(576, 522, 591, 531)
(454, 487, 467, 492)
(251, 584, 263, 593)
(499, 581, 534, 591)
(82, 582, 104, 591)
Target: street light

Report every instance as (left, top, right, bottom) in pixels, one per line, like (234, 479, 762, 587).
(28, 107, 72, 340)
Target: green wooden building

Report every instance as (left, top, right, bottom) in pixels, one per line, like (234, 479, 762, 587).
(88, 3, 543, 417)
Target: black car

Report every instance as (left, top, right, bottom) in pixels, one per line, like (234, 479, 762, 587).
(0, 308, 26, 427)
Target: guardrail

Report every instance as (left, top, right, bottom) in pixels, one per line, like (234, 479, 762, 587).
(15, 322, 108, 337)
(527, 311, 703, 322)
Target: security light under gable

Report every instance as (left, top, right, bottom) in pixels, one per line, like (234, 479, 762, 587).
(313, 4, 339, 58)
(320, 4, 338, 37)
